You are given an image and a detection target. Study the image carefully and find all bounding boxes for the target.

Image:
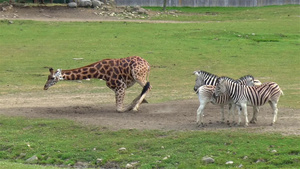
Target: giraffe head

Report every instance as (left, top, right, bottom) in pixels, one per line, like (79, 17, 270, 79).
(44, 68, 63, 90)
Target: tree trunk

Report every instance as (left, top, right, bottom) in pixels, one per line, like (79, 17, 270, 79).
(163, 0, 167, 11)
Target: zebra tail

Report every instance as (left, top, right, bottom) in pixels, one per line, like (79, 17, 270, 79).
(280, 89, 284, 96)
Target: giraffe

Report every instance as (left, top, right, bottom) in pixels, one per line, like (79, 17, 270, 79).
(44, 56, 151, 112)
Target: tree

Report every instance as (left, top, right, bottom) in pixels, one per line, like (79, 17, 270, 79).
(163, 0, 167, 11)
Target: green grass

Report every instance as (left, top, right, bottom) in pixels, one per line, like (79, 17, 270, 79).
(146, 5, 300, 22)
(0, 5, 300, 168)
(0, 6, 299, 107)
(0, 116, 299, 168)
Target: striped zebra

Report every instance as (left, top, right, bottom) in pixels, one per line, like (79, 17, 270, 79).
(214, 76, 283, 126)
(193, 70, 219, 91)
(195, 74, 258, 126)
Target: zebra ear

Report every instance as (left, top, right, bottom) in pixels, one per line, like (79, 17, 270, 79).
(216, 77, 221, 84)
(193, 71, 199, 76)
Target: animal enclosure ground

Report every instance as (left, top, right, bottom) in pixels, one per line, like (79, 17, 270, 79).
(0, 93, 299, 136)
(0, 4, 182, 22)
(0, 5, 299, 136)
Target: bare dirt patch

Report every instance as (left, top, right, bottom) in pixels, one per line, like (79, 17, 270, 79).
(0, 92, 299, 135)
(0, 4, 188, 23)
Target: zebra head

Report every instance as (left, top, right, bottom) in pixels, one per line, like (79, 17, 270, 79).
(44, 68, 63, 90)
(193, 70, 218, 92)
(236, 75, 255, 86)
(214, 76, 234, 97)
(193, 71, 205, 92)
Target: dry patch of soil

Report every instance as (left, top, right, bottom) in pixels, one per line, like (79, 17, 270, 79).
(0, 92, 299, 135)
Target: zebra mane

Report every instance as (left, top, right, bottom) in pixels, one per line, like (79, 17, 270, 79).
(237, 75, 254, 82)
(194, 70, 219, 78)
(217, 76, 236, 84)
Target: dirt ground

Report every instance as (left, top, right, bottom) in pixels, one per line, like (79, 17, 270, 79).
(0, 91, 299, 135)
(0, 4, 299, 136)
(0, 4, 190, 23)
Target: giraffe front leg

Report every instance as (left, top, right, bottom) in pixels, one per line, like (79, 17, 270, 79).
(115, 88, 126, 112)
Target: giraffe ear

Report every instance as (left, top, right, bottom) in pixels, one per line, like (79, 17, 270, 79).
(49, 68, 54, 75)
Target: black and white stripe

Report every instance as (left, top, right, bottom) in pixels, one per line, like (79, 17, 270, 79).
(214, 76, 283, 126)
(193, 70, 219, 92)
(194, 72, 256, 126)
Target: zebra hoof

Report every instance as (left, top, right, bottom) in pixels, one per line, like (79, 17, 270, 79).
(197, 123, 205, 127)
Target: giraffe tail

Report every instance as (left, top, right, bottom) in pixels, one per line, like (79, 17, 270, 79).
(124, 82, 150, 112)
(140, 82, 150, 96)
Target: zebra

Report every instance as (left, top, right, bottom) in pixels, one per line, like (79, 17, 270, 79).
(195, 74, 259, 127)
(214, 76, 284, 126)
(193, 70, 219, 91)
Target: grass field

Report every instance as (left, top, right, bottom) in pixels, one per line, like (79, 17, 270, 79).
(0, 5, 300, 168)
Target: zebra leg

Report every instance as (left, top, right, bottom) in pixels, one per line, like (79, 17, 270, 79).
(269, 101, 278, 126)
(230, 104, 236, 124)
(197, 102, 206, 127)
(241, 103, 249, 127)
(220, 105, 225, 123)
(236, 105, 242, 126)
(250, 106, 259, 124)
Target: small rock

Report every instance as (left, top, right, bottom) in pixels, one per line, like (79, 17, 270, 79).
(68, 2, 77, 8)
(226, 161, 233, 164)
(126, 161, 138, 168)
(78, 0, 92, 7)
(96, 158, 102, 164)
(126, 163, 133, 168)
(271, 149, 277, 153)
(119, 147, 126, 151)
(75, 161, 89, 168)
(243, 156, 248, 160)
(239, 164, 243, 168)
(8, 20, 13, 24)
(256, 159, 265, 163)
(163, 155, 170, 160)
(91, 0, 103, 8)
(26, 155, 38, 162)
(202, 156, 215, 164)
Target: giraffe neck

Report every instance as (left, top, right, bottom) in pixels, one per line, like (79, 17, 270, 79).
(61, 61, 106, 81)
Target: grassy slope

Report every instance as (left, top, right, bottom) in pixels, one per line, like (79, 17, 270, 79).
(0, 5, 299, 168)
